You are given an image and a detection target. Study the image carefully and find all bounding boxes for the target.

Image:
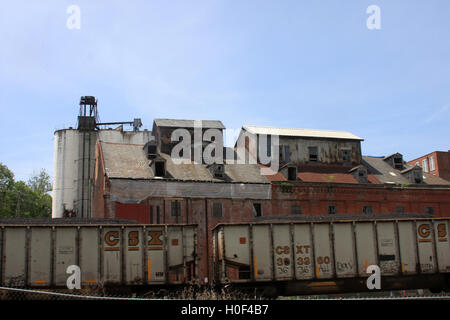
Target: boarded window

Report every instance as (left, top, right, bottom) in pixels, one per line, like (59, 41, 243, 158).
(253, 203, 262, 217)
(291, 205, 302, 215)
(308, 147, 318, 162)
(328, 205, 337, 215)
(424, 206, 434, 215)
(341, 149, 351, 162)
(213, 203, 223, 218)
(171, 201, 181, 217)
(395, 206, 404, 214)
(363, 206, 373, 214)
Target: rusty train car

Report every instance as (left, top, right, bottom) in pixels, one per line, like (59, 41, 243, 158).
(0, 217, 449, 296)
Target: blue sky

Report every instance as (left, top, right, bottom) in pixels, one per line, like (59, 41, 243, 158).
(0, 0, 449, 182)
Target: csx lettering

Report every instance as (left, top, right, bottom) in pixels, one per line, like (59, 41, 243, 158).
(275, 246, 290, 255)
(105, 231, 119, 246)
(437, 224, 447, 238)
(128, 231, 139, 246)
(296, 245, 310, 254)
(418, 224, 431, 238)
(148, 231, 163, 245)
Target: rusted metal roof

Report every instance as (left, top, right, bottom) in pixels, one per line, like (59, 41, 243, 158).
(153, 119, 225, 129)
(243, 125, 364, 141)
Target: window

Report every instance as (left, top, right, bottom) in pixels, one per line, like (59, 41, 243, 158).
(171, 201, 181, 217)
(363, 206, 373, 214)
(395, 206, 404, 214)
(424, 206, 434, 215)
(155, 161, 165, 177)
(213, 203, 223, 218)
(415, 161, 420, 167)
(156, 206, 160, 224)
(253, 203, 262, 217)
(429, 156, 435, 171)
(393, 156, 403, 170)
(266, 135, 272, 157)
(341, 149, 351, 162)
(288, 167, 297, 181)
(328, 205, 337, 215)
(291, 205, 302, 215)
(308, 146, 318, 162)
(422, 159, 428, 172)
(284, 146, 290, 163)
(150, 206, 153, 224)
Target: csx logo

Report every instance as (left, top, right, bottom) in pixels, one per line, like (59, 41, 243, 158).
(104, 230, 164, 249)
(417, 223, 448, 242)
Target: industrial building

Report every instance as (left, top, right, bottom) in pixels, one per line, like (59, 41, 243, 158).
(52, 97, 450, 283)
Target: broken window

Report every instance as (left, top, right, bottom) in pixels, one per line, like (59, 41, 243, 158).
(291, 205, 302, 215)
(363, 206, 373, 214)
(213, 203, 223, 218)
(155, 161, 165, 177)
(424, 206, 434, 215)
(395, 205, 404, 214)
(328, 205, 337, 215)
(253, 203, 262, 217)
(308, 146, 318, 162)
(288, 167, 297, 181)
(171, 201, 181, 217)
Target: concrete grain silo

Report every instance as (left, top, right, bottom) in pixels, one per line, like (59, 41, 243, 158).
(52, 96, 153, 218)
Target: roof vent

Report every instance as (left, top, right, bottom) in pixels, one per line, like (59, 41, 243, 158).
(143, 140, 158, 159)
(383, 153, 404, 170)
(208, 163, 225, 179)
(280, 163, 298, 181)
(349, 165, 368, 183)
(401, 166, 423, 184)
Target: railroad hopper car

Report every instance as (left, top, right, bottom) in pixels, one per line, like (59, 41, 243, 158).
(213, 218, 450, 296)
(0, 223, 197, 288)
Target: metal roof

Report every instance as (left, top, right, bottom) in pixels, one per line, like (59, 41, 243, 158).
(243, 125, 364, 141)
(100, 141, 268, 184)
(154, 119, 225, 129)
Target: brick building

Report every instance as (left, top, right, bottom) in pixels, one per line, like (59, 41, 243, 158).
(92, 120, 450, 283)
(407, 151, 450, 181)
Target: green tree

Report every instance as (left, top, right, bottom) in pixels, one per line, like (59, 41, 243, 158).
(0, 163, 52, 218)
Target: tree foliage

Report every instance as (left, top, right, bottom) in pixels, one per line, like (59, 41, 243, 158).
(0, 163, 52, 218)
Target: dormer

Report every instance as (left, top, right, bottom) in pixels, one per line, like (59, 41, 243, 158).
(208, 163, 225, 179)
(143, 140, 158, 159)
(349, 165, 368, 183)
(280, 163, 298, 181)
(383, 153, 404, 170)
(401, 166, 423, 184)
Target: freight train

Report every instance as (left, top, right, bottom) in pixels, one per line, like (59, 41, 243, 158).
(0, 217, 449, 297)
